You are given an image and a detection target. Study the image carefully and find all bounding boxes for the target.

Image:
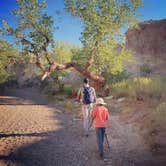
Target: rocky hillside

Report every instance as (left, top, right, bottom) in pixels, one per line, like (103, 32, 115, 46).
(125, 19, 166, 76)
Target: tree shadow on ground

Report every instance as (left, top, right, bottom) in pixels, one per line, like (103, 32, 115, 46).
(0, 88, 165, 166)
(0, 131, 54, 138)
(0, 113, 99, 166)
(0, 87, 100, 165)
(2, 88, 49, 105)
(0, 121, 163, 166)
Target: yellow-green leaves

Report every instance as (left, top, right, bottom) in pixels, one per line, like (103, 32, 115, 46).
(2, 0, 54, 54)
(65, 0, 142, 80)
(0, 40, 19, 84)
(51, 41, 78, 64)
(65, 0, 142, 46)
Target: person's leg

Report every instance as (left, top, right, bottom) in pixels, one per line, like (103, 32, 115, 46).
(101, 128, 105, 154)
(87, 104, 93, 132)
(88, 103, 93, 130)
(101, 128, 105, 143)
(96, 128, 104, 157)
(82, 105, 89, 136)
(82, 105, 86, 133)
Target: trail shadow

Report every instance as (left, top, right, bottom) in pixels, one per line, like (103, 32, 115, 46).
(0, 114, 91, 166)
(0, 88, 94, 165)
(0, 96, 47, 105)
(1, 88, 49, 105)
(0, 131, 55, 139)
(0, 88, 165, 166)
(0, 155, 12, 161)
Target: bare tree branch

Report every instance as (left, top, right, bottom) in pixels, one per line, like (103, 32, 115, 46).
(41, 61, 105, 86)
(85, 41, 98, 71)
(35, 53, 46, 74)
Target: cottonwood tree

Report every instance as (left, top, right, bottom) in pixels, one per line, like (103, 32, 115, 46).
(1, 0, 142, 87)
(0, 40, 19, 84)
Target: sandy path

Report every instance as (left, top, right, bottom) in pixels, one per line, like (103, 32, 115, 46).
(0, 89, 163, 166)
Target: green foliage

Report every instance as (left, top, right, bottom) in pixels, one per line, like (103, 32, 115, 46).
(65, 0, 142, 76)
(0, 40, 19, 84)
(65, 0, 142, 45)
(50, 41, 78, 64)
(46, 42, 80, 94)
(40, 79, 73, 97)
(111, 77, 166, 102)
(40, 79, 57, 97)
(140, 63, 152, 76)
(63, 85, 73, 96)
(71, 47, 89, 67)
(2, 0, 54, 54)
(1, 0, 143, 85)
(104, 70, 130, 84)
(93, 44, 133, 75)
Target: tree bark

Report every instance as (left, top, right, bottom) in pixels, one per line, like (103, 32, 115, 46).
(85, 41, 98, 71)
(35, 41, 105, 88)
(39, 61, 105, 88)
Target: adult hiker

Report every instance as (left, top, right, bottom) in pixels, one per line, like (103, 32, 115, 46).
(91, 97, 110, 158)
(77, 78, 97, 137)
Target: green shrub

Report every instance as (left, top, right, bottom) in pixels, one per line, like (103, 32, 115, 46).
(63, 85, 73, 96)
(105, 70, 130, 84)
(111, 77, 166, 103)
(40, 80, 59, 97)
(111, 79, 135, 98)
(135, 78, 160, 98)
(140, 64, 152, 76)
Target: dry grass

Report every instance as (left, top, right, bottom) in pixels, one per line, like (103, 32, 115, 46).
(111, 77, 166, 104)
(110, 77, 166, 158)
(139, 102, 166, 155)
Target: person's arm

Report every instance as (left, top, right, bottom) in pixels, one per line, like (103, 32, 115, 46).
(90, 108, 96, 128)
(77, 87, 83, 103)
(91, 112, 95, 123)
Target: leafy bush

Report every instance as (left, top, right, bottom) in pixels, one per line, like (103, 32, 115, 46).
(111, 77, 166, 103)
(111, 79, 135, 98)
(0, 40, 19, 85)
(104, 70, 130, 84)
(40, 79, 59, 97)
(40, 79, 76, 97)
(63, 85, 73, 96)
(140, 64, 152, 76)
(111, 77, 166, 155)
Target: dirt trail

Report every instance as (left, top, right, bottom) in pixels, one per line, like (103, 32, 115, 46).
(0, 88, 162, 166)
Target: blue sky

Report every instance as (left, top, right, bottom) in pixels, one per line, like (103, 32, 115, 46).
(0, 0, 166, 45)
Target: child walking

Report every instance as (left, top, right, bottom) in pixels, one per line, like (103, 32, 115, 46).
(91, 98, 109, 158)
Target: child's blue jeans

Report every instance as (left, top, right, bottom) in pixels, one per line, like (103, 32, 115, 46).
(96, 127, 105, 155)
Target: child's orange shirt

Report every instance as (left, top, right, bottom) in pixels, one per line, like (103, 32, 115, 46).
(92, 105, 109, 128)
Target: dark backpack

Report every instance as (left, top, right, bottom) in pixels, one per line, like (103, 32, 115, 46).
(83, 86, 94, 104)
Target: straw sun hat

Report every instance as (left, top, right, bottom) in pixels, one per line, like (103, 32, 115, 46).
(96, 98, 107, 105)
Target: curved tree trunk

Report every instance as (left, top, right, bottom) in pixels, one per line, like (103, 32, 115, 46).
(38, 61, 105, 88)
(36, 41, 105, 88)
(35, 41, 106, 88)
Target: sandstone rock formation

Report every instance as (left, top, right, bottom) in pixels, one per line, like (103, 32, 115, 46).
(125, 19, 166, 76)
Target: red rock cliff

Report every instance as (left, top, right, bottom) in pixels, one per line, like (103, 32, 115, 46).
(126, 19, 166, 57)
(125, 19, 166, 76)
